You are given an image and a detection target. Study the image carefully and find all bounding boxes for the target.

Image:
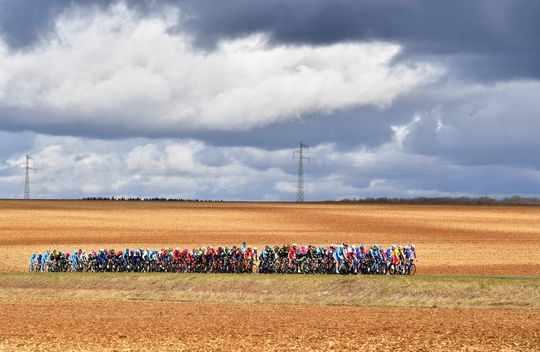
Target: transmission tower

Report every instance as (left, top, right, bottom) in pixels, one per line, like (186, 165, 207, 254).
(293, 142, 310, 202)
(23, 154, 36, 200)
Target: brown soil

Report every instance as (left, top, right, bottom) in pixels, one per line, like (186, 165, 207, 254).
(1, 201, 539, 351)
(0, 299, 537, 352)
(1, 201, 540, 275)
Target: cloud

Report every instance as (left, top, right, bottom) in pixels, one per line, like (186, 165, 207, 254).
(2, 130, 539, 200)
(0, 1, 538, 200)
(1, 0, 538, 85)
(0, 3, 440, 137)
(1, 135, 293, 200)
(182, 0, 540, 81)
(400, 80, 540, 161)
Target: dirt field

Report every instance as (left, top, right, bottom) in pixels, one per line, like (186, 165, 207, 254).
(1, 299, 538, 352)
(1, 200, 539, 351)
(1, 200, 539, 275)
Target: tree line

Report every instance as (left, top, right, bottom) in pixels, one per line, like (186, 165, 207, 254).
(337, 195, 540, 205)
(79, 195, 540, 205)
(81, 197, 223, 202)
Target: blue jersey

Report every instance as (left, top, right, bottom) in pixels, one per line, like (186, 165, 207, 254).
(334, 247, 344, 260)
(404, 249, 412, 259)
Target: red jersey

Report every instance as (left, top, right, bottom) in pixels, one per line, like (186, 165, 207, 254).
(288, 247, 297, 260)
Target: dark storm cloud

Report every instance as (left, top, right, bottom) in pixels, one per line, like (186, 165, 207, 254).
(182, 0, 540, 80)
(0, 0, 116, 48)
(183, 0, 538, 52)
(1, 0, 538, 80)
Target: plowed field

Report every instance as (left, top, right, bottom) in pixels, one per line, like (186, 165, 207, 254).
(0, 200, 539, 351)
(1, 300, 538, 352)
(1, 200, 539, 275)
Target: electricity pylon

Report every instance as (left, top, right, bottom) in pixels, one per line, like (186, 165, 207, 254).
(24, 154, 36, 200)
(293, 142, 309, 202)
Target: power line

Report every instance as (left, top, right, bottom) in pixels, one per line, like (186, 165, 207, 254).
(23, 154, 36, 200)
(293, 142, 310, 202)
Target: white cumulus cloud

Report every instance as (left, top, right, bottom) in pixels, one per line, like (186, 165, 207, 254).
(0, 3, 441, 135)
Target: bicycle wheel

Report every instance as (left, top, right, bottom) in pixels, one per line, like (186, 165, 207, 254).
(389, 265, 396, 275)
(408, 264, 416, 276)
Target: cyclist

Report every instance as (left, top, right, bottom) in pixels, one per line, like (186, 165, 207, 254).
(70, 250, 79, 271)
(397, 245, 405, 263)
(391, 244, 400, 267)
(29, 252, 36, 272)
(385, 246, 393, 263)
(42, 250, 50, 271)
(288, 243, 298, 272)
(259, 245, 269, 262)
(333, 244, 346, 273)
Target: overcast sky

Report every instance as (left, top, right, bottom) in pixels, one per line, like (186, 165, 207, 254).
(0, 0, 539, 200)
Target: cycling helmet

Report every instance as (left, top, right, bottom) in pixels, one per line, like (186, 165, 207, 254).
(411, 244, 416, 249)
(391, 244, 396, 249)
(398, 245, 403, 250)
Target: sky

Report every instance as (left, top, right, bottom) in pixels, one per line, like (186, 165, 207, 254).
(0, 0, 539, 200)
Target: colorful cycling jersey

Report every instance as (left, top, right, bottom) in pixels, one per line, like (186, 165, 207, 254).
(334, 247, 344, 261)
(355, 247, 363, 257)
(288, 247, 296, 260)
(260, 249, 271, 260)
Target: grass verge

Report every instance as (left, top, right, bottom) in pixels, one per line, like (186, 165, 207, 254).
(0, 273, 538, 309)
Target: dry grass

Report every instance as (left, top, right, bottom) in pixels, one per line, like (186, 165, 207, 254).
(1, 273, 538, 309)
